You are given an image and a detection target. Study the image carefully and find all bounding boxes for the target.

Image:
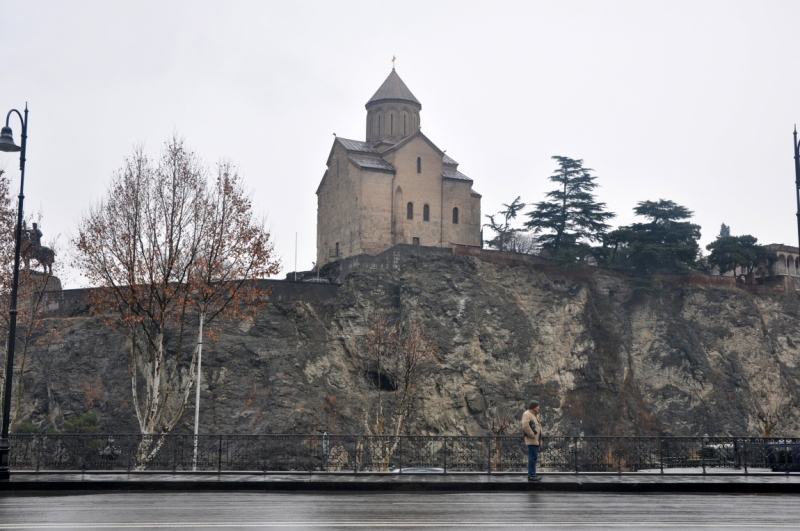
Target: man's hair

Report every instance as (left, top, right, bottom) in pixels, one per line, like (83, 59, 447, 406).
(527, 400, 539, 410)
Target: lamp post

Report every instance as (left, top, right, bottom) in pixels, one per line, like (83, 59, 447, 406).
(0, 104, 28, 481)
(794, 126, 800, 254)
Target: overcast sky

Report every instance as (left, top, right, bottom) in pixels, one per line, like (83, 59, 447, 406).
(2, 0, 800, 287)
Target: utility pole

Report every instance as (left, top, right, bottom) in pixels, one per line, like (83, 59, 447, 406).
(794, 126, 800, 253)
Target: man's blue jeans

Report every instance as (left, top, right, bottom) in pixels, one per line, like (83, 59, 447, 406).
(527, 444, 539, 477)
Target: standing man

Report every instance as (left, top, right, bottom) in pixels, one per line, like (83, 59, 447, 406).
(522, 400, 542, 481)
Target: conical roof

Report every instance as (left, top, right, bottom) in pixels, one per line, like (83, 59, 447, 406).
(366, 70, 420, 107)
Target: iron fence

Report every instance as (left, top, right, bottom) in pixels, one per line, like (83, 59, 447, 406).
(7, 434, 800, 474)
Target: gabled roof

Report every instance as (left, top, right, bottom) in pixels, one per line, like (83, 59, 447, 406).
(315, 169, 329, 195)
(336, 137, 379, 154)
(326, 136, 381, 166)
(383, 130, 444, 157)
(443, 168, 472, 182)
(366, 70, 421, 107)
(443, 153, 458, 166)
(348, 155, 395, 173)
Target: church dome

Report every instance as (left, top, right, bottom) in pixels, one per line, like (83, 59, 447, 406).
(366, 70, 421, 108)
(365, 70, 421, 144)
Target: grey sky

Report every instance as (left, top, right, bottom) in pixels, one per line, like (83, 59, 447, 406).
(2, 1, 800, 287)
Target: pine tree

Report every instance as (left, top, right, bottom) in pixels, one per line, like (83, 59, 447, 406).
(610, 199, 701, 273)
(524, 156, 614, 259)
(484, 197, 527, 252)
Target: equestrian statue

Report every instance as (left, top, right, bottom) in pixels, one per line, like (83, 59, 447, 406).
(21, 222, 55, 274)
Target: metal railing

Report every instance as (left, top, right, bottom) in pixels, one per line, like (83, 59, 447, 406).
(773, 265, 800, 277)
(7, 434, 800, 474)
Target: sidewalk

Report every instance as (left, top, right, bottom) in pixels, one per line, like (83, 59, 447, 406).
(4, 469, 800, 493)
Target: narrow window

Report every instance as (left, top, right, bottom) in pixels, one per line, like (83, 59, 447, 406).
(452, 207, 459, 224)
(423, 204, 430, 221)
(391, 114, 394, 134)
(416, 157, 421, 174)
(404, 115, 407, 135)
(413, 237, 420, 246)
(378, 116, 381, 134)
(407, 202, 414, 220)
(335, 242, 339, 257)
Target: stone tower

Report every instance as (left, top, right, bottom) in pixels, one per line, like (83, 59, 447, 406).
(365, 69, 421, 145)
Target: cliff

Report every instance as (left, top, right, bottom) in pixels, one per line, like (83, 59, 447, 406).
(8, 252, 800, 438)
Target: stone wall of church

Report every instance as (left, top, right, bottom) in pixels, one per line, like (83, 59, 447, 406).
(316, 145, 362, 267)
(384, 136, 445, 246)
(357, 170, 394, 256)
(442, 180, 481, 247)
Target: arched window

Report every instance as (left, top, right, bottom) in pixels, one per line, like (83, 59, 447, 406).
(452, 207, 459, 224)
(423, 204, 430, 221)
(407, 202, 414, 220)
(377, 115, 381, 135)
(404, 115, 407, 135)
(416, 157, 421, 174)
(390, 114, 394, 134)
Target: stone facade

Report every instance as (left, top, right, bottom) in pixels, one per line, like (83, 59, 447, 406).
(316, 69, 481, 267)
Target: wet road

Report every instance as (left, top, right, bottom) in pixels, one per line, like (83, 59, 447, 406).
(0, 491, 798, 530)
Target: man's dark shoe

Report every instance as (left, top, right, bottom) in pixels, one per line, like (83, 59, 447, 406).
(528, 475, 542, 482)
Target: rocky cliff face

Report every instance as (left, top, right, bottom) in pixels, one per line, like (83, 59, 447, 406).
(8, 253, 800, 438)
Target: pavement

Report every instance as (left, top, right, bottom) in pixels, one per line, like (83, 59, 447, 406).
(2, 491, 800, 530)
(3, 468, 800, 493)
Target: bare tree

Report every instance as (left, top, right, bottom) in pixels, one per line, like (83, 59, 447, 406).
(0, 169, 62, 431)
(73, 137, 278, 464)
(485, 403, 517, 471)
(358, 313, 437, 469)
(752, 375, 791, 438)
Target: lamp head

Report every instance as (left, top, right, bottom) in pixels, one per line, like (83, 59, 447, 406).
(0, 126, 20, 152)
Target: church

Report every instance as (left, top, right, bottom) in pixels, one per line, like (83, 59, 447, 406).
(316, 66, 482, 268)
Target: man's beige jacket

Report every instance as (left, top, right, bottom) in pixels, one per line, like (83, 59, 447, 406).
(521, 410, 542, 446)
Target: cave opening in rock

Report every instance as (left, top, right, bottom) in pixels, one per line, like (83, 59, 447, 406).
(365, 370, 396, 392)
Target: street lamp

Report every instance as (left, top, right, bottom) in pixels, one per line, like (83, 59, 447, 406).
(0, 104, 28, 481)
(794, 126, 800, 254)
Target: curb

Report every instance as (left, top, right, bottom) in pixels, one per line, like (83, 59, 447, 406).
(3, 480, 800, 494)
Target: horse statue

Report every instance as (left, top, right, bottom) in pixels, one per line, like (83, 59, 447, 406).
(21, 222, 55, 275)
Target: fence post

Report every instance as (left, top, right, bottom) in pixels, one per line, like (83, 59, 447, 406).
(487, 437, 492, 474)
(81, 436, 87, 472)
(127, 436, 133, 473)
(217, 435, 223, 473)
(36, 435, 42, 472)
(443, 437, 447, 475)
(701, 437, 706, 475)
(399, 436, 403, 474)
(743, 439, 748, 475)
(659, 438, 663, 474)
(574, 437, 579, 474)
(785, 439, 790, 475)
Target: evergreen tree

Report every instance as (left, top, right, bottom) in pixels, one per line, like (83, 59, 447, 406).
(719, 223, 731, 237)
(484, 197, 527, 252)
(525, 156, 614, 259)
(610, 199, 701, 273)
